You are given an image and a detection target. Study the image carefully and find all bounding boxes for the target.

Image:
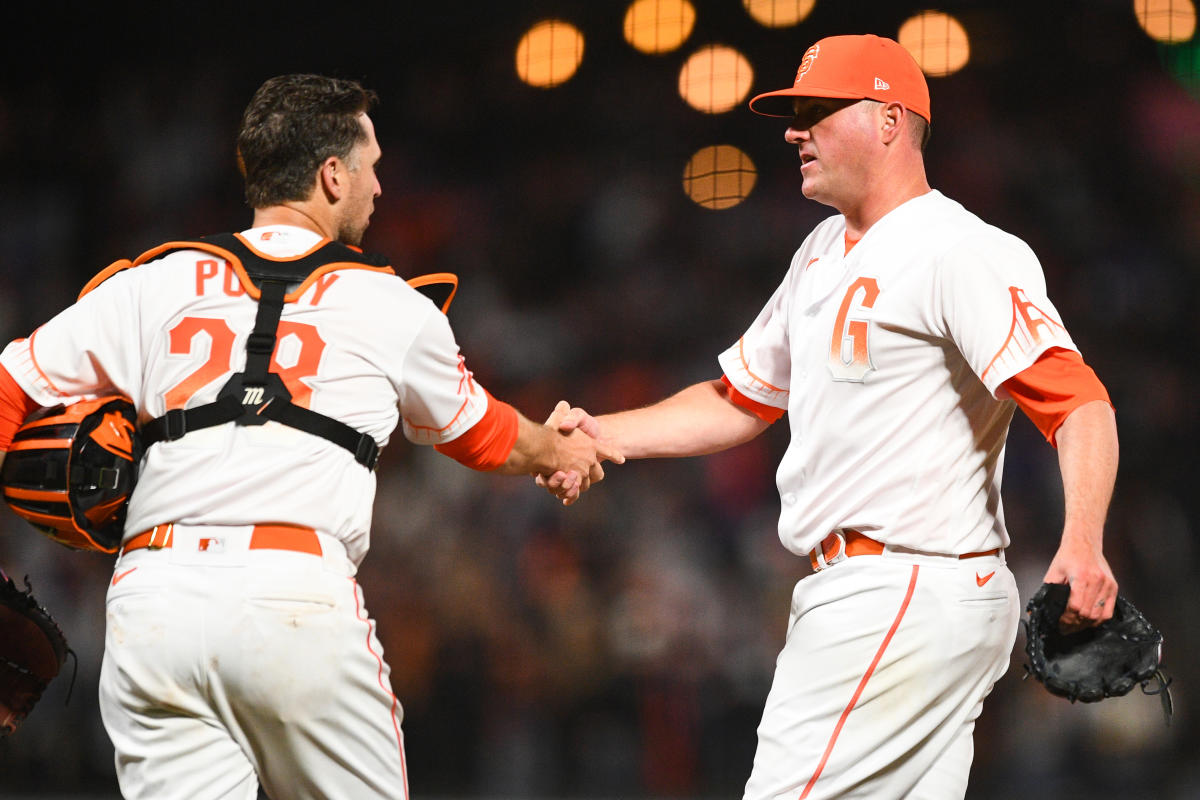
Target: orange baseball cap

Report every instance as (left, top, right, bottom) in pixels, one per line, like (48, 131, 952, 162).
(749, 34, 931, 123)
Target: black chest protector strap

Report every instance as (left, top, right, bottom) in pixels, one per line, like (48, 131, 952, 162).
(140, 234, 382, 470)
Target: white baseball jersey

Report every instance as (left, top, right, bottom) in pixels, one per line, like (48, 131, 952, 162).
(0, 224, 488, 565)
(719, 189, 1078, 557)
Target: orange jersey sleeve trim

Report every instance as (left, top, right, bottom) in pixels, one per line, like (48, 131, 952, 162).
(1002, 347, 1113, 446)
(0, 363, 40, 451)
(434, 390, 520, 471)
(721, 375, 786, 424)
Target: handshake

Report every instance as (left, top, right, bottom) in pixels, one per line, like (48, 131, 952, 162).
(533, 401, 617, 506)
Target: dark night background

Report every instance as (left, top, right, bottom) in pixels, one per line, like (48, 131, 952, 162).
(0, 1, 1196, 797)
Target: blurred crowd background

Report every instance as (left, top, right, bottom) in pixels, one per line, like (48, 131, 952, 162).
(1, 0, 1197, 797)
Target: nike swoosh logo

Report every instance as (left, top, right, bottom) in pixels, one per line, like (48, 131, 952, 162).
(976, 571, 995, 587)
(805, 257, 820, 270)
(111, 567, 138, 587)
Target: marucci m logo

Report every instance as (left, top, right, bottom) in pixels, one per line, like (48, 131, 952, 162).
(243, 386, 265, 405)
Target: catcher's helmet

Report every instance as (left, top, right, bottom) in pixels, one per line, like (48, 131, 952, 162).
(1, 396, 141, 553)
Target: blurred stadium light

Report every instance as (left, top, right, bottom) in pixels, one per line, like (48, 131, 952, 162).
(624, 0, 697, 54)
(898, 10, 971, 77)
(742, 0, 816, 27)
(516, 19, 586, 88)
(683, 144, 758, 209)
(678, 44, 755, 113)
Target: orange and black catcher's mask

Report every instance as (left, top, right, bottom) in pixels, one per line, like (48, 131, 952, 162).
(1, 396, 141, 553)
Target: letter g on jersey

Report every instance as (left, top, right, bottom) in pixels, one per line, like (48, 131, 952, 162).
(828, 277, 879, 382)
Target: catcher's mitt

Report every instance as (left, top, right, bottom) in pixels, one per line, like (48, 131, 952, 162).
(1023, 582, 1173, 724)
(0, 569, 72, 735)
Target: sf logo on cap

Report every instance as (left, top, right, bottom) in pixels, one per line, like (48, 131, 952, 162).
(794, 44, 820, 84)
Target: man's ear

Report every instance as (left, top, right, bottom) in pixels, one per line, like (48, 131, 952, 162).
(319, 156, 344, 202)
(880, 102, 905, 144)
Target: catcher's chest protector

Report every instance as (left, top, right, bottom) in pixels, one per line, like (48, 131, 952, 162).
(134, 233, 395, 469)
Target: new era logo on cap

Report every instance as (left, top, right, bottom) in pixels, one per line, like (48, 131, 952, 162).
(874, 77, 890, 90)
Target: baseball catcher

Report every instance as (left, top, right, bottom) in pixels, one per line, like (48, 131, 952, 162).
(0, 569, 72, 734)
(1023, 582, 1173, 724)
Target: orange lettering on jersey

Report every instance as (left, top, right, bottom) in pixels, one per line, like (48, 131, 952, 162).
(308, 273, 340, 306)
(196, 260, 220, 296)
(223, 264, 247, 297)
(828, 277, 880, 382)
(271, 322, 327, 408)
(165, 317, 237, 409)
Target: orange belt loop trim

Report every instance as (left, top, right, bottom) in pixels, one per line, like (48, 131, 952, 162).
(810, 529, 999, 571)
(121, 524, 320, 556)
(249, 524, 322, 555)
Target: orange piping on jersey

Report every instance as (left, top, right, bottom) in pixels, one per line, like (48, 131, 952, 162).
(351, 576, 409, 797)
(721, 375, 785, 424)
(77, 259, 134, 299)
(78, 237, 397, 302)
(404, 396, 474, 436)
(735, 337, 787, 394)
(434, 393, 519, 471)
(1002, 347, 1113, 445)
(799, 565, 920, 799)
(405, 356, 480, 436)
(25, 328, 69, 399)
(844, 233, 860, 255)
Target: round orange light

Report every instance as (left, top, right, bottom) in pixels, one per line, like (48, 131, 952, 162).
(898, 11, 971, 77)
(683, 145, 757, 209)
(742, 0, 816, 28)
(1134, 0, 1197, 43)
(516, 19, 585, 88)
(678, 45, 755, 114)
(624, 0, 696, 54)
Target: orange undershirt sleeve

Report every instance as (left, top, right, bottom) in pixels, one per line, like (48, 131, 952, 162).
(721, 375, 786, 424)
(434, 390, 520, 471)
(1002, 347, 1113, 446)
(0, 363, 39, 451)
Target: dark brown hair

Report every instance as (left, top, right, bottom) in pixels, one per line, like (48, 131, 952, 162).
(236, 74, 378, 208)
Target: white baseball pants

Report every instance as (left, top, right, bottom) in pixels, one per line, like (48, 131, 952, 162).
(99, 525, 408, 800)
(743, 549, 1019, 800)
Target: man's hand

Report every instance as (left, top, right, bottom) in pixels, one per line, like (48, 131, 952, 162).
(1042, 536, 1117, 633)
(1045, 400, 1119, 633)
(537, 401, 619, 505)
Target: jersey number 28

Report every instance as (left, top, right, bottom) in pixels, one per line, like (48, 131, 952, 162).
(163, 317, 325, 410)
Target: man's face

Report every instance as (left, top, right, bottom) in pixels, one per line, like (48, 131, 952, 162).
(337, 113, 382, 246)
(784, 98, 879, 210)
